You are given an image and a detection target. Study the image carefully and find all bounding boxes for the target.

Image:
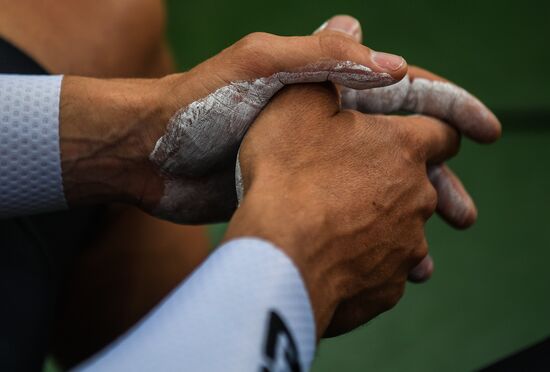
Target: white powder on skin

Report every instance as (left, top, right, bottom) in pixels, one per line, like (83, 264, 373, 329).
(235, 151, 244, 204)
(341, 75, 498, 143)
(150, 61, 395, 222)
(428, 165, 476, 227)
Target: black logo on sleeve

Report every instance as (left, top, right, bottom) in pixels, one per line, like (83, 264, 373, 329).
(260, 310, 301, 372)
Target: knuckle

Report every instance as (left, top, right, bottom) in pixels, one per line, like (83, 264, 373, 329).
(395, 121, 419, 147)
(340, 109, 366, 125)
(375, 116, 404, 141)
(231, 32, 277, 75)
(419, 182, 438, 217)
(381, 285, 405, 311)
(396, 127, 424, 164)
(241, 32, 273, 45)
(411, 239, 429, 264)
(235, 32, 274, 54)
(449, 128, 461, 157)
(365, 113, 391, 129)
(408, 136, 427, 161)
(317, 32, 356, 60)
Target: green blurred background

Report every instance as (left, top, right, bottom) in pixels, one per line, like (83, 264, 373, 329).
(44, 1, 550, 371)
(163, 0, 550, 371)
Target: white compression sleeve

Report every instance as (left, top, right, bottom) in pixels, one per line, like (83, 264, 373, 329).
(0, 74, 67, 218)
(75, 237, 316, 372)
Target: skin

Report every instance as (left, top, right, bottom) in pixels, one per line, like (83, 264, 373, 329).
(0, 4, 500, 365)
(152, 60, 398, 223)
(231, 17, 501, 281)
(225, 82, 460, 337)
(336, 20, 501, 281)
(0, 0, 209, 367)
(58, 28, 408, 221)
(57, 16, 500, 229)
(0, 5, 406, 366)
(50, 205, 209, 367)
(342, 66, 500, 228)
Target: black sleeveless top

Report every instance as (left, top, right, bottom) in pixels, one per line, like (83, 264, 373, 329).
(0, 38, 104, 372)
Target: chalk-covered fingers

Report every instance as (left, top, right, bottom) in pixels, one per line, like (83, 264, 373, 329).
(428, 164, 477, 228)
(403, 68, 485, 229)
(405, 67, 485, 229)
(342, 67, 495, 229)
(408, 66, 501, 142)
(342, 66, 501, 143)
(394, 115, 459, 284)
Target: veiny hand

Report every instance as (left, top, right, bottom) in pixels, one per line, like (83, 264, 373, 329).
(60, 16, 408, 224)
(343, 66, 501, 227)
(326, 16, 502, 282)
(225, 82, 460, 338)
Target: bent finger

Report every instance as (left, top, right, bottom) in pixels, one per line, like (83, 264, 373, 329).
(429, 164, 477, 229)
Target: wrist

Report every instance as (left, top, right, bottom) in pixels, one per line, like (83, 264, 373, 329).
(60, 76, 166, 206)
(224, 184, 340, 338)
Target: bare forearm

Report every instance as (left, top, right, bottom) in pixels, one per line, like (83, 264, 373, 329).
(59, 76, 167, 206)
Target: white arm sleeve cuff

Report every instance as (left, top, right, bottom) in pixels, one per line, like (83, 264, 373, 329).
(0, 74, 67, 218)
(76, 237, 316, 372)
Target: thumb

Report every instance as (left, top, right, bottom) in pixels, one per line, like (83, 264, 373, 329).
(212, 16, 407, 90)
(315, 15, 406, 78)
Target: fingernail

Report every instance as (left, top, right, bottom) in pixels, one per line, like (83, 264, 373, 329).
(371, 51, 405, 71)
(315, 15, 362, 41)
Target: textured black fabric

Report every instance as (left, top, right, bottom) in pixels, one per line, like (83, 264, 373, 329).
(0, 38, 104, 372)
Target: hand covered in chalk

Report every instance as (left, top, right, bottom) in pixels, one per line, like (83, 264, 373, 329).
(141, 16, 409, 223)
